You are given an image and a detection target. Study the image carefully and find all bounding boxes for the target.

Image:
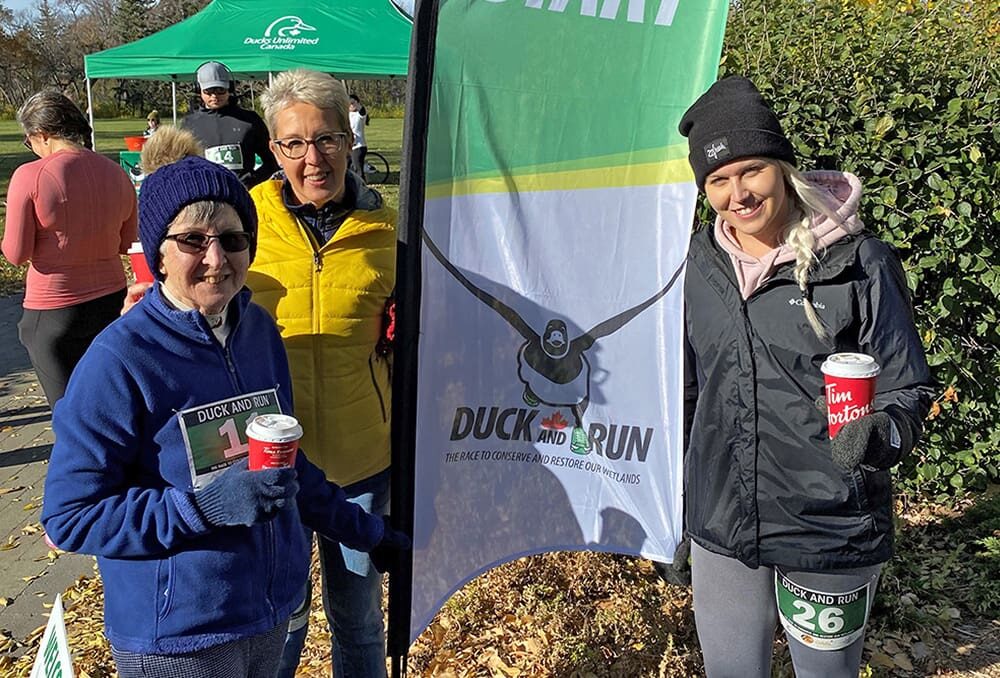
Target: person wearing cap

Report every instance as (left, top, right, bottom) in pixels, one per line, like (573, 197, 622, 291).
(183, 61, 278, 188)
(677, 75, 934, 677)
(40, 154, 409, 678)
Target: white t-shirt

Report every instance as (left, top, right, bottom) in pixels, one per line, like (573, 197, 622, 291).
(349, 111, 366, 149)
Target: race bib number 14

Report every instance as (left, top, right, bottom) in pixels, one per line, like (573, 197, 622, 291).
(775, 571, 871, 651)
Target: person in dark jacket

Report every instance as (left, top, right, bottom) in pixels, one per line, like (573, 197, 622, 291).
(40, 156, 408, 678)
(677, 76, 934, 678)
(182, 61, 278, 188)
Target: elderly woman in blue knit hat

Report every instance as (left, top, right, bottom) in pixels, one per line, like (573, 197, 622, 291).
(40, 156, 408, 678)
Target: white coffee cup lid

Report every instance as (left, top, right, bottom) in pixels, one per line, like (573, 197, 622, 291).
(820, 352, 880, 379)
(127, 241, 144, 254)
(246, 414, 303, 443)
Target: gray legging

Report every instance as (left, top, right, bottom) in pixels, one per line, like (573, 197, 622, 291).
(691, 541, 882, 678)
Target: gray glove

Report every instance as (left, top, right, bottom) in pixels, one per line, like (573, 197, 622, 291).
(654, 536, 691, 587)
(815, 397, 912, 471)
(830, 412, 904, 471)
(193, 459, 299, 527)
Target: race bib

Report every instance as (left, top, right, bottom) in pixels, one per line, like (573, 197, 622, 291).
(775, 570, 871, 651)
(178, 388, 281, 488)
(205, 144, 244, 171)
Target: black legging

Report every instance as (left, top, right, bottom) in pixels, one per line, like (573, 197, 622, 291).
(351, 146, 368, 181)
(17, 287, 126, 407)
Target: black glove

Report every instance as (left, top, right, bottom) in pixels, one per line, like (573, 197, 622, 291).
(193, 459, 299, 527)
(830, 411, 906, 471)
(654, 536, 691, 587)
(369, 515, 412, 574)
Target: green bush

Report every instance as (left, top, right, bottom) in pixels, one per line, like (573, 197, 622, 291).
(720, 0, 1000, 498)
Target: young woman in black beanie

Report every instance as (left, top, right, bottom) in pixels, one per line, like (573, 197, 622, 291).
(677, 75, 935, 677)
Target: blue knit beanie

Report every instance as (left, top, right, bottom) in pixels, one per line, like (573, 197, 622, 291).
(138, 156, 258, 280)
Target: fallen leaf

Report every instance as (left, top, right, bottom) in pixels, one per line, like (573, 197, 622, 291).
(892, 653, 914, 671)
(870, 651, 895, 668)
(0, 486, 25, 496)
(0, 597, 12, 607)
(0, 536, 19, 551)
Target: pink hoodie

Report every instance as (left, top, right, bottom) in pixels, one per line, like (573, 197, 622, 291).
(713, 170, 865, 299)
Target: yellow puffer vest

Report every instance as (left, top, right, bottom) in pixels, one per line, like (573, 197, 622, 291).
(247, 180, 396, 486)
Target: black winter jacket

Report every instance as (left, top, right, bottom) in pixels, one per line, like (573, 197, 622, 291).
(182, 102, 278, 188)
(683, 227, 934, 570)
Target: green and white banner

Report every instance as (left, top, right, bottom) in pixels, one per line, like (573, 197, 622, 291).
(406, 0, 727, 642)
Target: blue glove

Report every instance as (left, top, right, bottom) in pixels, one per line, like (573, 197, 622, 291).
(369, 515, 412, 574)
(193, 459, 299, 527)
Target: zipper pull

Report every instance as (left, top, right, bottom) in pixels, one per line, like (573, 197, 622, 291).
(313, 251, 323, 272)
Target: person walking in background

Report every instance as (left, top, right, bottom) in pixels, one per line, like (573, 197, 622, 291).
(349, 93, 369, 182)
(253, 70, 396, 678)
(143, 109, 160, 137)
(2, 90, 137, 407)
(183, 61, 277, 188)
(677, 76, 935, 677)
(41, 155, 408, 678)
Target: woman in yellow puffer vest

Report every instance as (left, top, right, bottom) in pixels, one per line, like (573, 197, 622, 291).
(249, 69, 396, 678)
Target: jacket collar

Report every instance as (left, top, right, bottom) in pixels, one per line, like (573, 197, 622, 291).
(690, 226, 872, 290)
(143, 283, 252, 345)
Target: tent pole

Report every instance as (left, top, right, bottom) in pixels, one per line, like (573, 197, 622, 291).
(86, 77, 95, 150)
(249, 81, 254, 108)
(172, 80, 178, 124)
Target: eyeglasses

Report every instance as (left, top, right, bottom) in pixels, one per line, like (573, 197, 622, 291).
(163, 231, 253, 254)
(273, 133, 348, 160)
(23, 135, 32, 151)
(202, 87, 228, 96)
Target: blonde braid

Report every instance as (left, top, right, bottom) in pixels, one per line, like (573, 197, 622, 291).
(777, 160, 842, 341)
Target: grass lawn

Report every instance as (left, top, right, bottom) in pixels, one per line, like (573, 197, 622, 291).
(0, 116, 404, 297)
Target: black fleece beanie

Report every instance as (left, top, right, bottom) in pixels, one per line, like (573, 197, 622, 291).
(678, 76, 796, 191)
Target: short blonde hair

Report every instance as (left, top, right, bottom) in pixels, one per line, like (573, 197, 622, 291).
(261, 69, 350, 138)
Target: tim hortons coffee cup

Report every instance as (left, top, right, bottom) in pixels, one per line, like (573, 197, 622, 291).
(246, 414, 303, 470)
(127, 242, 154, 283)
(820, 353, 881, 439)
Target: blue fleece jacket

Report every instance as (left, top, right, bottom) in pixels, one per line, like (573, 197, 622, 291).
(41, 284, 384, 654)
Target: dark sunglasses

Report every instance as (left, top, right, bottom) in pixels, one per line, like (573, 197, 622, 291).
(163, 231, 253, 254)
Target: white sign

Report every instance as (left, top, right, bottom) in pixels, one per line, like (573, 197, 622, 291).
(29, 593, 74, 678)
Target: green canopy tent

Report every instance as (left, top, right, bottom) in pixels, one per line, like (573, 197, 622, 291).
(83, 0, 412, 143)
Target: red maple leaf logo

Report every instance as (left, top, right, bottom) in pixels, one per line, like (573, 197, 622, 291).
(541, 411, 569, 430)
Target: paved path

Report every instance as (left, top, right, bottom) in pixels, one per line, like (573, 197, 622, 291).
(0, 293, 95, 651)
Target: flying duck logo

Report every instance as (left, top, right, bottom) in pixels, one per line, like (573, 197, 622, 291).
(244, 16, 319, 50)
(425, 229, 681, 457)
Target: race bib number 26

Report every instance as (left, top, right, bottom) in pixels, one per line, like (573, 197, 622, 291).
(775, 571, 871, 651)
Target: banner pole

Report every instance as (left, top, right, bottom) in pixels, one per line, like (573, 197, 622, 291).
(388, 0, 441, 673)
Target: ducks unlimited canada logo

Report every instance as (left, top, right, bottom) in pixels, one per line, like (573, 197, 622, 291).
(244, 16, 319, 50)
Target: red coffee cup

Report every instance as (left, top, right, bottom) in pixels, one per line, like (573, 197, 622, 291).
(127, 241, 154, 283)
(246, 414, 303, 470)
(820, 353, 880, 439)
